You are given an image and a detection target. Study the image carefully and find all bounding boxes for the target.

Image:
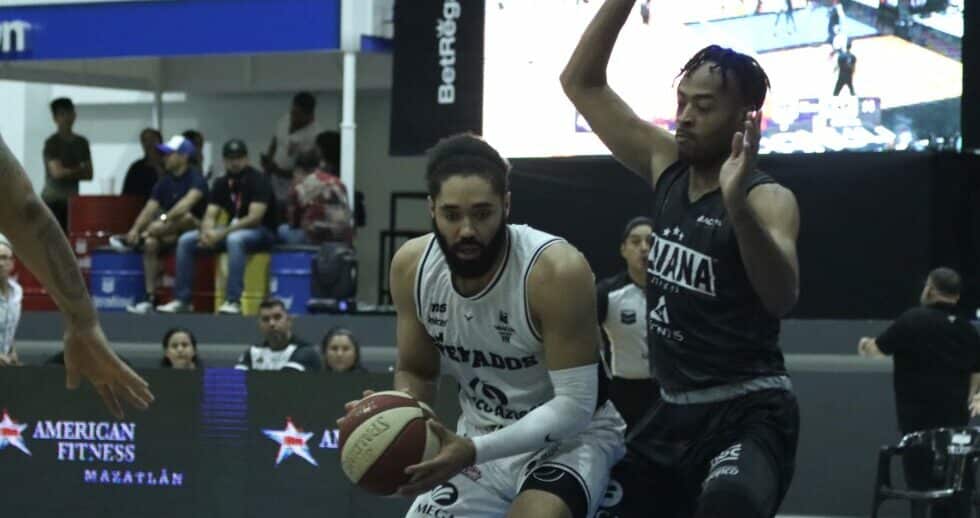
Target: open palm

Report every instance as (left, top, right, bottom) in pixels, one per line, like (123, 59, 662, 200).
(720, 110, 763, 200)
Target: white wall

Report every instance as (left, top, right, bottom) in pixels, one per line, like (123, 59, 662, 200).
(3, 82, 428, 304)
(352, 91, 429, 305)
(0, 81, 28, 182)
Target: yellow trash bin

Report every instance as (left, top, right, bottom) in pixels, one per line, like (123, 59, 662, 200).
(214, 252, 270, 315)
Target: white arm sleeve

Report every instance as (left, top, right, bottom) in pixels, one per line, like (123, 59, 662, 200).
(471, 363, 598, 465)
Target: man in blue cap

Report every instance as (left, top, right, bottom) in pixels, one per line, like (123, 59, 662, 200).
(157, 138, 278, 315)
(114, 134, 208, 314)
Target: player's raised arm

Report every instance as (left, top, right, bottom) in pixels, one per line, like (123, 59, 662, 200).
(560, 0, 677, 184)
(390, 236, 441, 408)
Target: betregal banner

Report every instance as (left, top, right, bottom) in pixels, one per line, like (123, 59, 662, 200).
(390, 0, 485, 156)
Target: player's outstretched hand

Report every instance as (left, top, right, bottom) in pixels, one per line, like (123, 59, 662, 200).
(64, 321, 154, 419)
(398, 420, 475, 497)
(337, 389, 376, 426)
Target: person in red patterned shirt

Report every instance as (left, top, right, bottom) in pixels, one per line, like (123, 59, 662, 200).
(277, 149, 353, 245)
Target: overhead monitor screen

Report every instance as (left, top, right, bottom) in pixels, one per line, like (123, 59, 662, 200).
(483, 0, 963, 156)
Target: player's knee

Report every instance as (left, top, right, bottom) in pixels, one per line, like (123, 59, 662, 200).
(143, 237, 159, 253)
(695, 484, 767, 518)
(509, 489, 574, 518)
(516, 466, 588, 518)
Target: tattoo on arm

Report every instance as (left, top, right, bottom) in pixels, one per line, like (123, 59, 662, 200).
(22, 199, 88, 303)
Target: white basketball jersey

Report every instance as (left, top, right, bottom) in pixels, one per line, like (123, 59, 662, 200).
(415, 224, 565, 430)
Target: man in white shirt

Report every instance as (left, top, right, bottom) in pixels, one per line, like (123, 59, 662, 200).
(0, 235, 23, 366)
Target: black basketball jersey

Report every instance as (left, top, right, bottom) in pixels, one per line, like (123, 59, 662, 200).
(647, 161, 786, 392)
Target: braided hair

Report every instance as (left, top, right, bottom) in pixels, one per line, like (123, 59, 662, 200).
(677, 45, 771, 110)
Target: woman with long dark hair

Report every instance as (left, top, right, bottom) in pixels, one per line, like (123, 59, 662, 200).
(160, 327, 200, 369)
(320, 327, 365, 373)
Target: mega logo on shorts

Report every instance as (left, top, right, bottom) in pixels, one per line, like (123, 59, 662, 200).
(415, 482, 458, 517)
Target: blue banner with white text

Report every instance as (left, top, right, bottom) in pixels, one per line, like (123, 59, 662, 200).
(0, 0, 340, 61)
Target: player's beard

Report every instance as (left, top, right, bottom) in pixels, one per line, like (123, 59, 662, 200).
(433, 219, 509, 279)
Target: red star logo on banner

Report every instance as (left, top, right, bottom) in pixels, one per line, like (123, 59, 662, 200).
(0, 409, 30, 456)
(262, 417, 317, 466)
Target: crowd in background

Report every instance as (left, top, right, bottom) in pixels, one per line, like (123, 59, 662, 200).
(0, 91, 365, 369)
(38, 93, 354, 316)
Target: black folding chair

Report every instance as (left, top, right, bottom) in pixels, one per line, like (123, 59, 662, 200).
(871, 427, 980, 518)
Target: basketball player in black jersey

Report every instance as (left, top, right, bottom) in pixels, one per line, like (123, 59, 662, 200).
(563, 1, 801, 517)
(0, 132, 153, 418)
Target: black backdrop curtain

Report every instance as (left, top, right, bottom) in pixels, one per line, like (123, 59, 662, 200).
(510, 153, 979, 319)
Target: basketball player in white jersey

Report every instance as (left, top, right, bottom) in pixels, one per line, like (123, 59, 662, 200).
(345, 134, 625, 518)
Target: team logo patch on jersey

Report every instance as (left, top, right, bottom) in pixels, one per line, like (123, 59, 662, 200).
(494, 310, 516, 343)
(648, 234, 716, 297)
(620, 309, 637, 325)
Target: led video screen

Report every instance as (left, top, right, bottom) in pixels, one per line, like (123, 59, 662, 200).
(483, 0, 963, 156)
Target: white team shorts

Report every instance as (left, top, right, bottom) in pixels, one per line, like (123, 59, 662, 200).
(405, 401, 626, 518)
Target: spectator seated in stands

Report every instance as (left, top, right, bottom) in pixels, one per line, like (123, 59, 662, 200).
(160, 327, 200, 369)
(156, 138, 278, 315)
(121, 128, 164, 201)
(235, 297, 319, 372)
(0, 235, 22, 367)
(113, 135, 209, 315)
(277, 149, 353, 245)
(321, 327, 365, 373)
